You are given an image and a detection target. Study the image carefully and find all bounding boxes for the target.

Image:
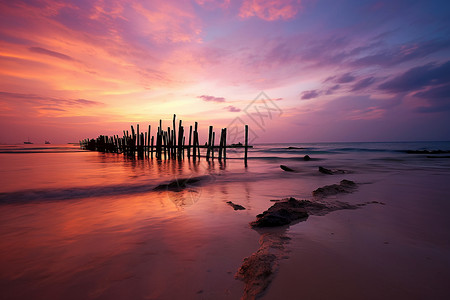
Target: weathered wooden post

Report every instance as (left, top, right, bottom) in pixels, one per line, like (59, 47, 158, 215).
(188, 125, 192, 158)
(207, 125, 213, 160)
(172, 114, 177, 158)
(244, 125, 248, 167)
(212, 131, 215, 160)
(193, 122, 198, 160)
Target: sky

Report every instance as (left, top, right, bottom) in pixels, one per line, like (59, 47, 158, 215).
(0, 0, 450, 144)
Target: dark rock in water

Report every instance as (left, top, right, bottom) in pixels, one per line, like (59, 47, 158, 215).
(287, 146, 305, 149)
(303, 155, 311, 161)
(318, 166, 348, 175)
(319, 166, 333, 174)
(280, 165, 295, 172)
(226, 201, 246, 210)
(153, 176, 204, 191)
(250, 198, 309, 228)
(250, 196, 362, 228)
(312, 179, 357, 197)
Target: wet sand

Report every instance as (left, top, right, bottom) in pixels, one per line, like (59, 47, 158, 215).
(264, 171, 450, 300)
(1, 144, 450, 299)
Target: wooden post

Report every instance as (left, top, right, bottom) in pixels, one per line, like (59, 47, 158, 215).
(137, 124, 140, 148)
(151, 136, 154, 158)
(188, 125, 192, 158)
(172, 114, 176, 157)
(163, 131, 167, 160)
(144, 132, 147, 156)
(197, 131, 200, 159)
(182, 136, 185, 158)
(207, 126, 213, 160)
(218, 129, 223, 161)
(212, 131, 215, 160)
(193, 122, 198, 160)
(147, 125, 151, 154)
(244, 125, 248, 167)
(223, 128, 227, 160)
(178, 120, 183, 159)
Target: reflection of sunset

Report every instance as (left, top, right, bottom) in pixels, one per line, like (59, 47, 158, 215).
(1, 1, 449, 143)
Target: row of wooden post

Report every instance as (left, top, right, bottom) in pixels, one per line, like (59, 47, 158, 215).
(80, 115, 248, 165)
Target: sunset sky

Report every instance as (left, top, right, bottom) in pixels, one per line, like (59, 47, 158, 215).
(1, 0, 449, 144)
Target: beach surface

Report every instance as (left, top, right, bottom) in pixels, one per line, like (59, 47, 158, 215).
(1, 142, 450, 299)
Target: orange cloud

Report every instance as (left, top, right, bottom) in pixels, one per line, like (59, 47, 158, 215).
(239, 0, 302, 21)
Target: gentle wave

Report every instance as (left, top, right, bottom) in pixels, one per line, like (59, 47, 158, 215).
(0, 176, 211, 204)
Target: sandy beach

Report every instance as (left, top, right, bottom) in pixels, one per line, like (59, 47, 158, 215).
(1, 143, 450, 299)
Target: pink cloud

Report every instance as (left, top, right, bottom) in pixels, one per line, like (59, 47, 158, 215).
(239, 0, 302, 21)
(198, 95, 226, 102)
(195, 0, 231, 9)
(224, 105, 240, 112)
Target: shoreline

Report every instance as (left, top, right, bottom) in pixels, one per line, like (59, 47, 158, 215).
(1, 143, 450, 299)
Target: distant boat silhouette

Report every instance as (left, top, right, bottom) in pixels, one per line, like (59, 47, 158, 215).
(45, 141, 50, 144)
(24, 137, 33, 144)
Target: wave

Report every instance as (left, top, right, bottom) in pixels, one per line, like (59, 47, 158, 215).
(0, 176, 211, 204)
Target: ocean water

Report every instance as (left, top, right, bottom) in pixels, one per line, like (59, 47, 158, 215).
(1, 142, 450, 299)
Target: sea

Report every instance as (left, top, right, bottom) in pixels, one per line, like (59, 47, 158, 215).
(1, 141, 450, 299)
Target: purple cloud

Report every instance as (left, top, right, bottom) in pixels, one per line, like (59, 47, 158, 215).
(412, 83, 450, 113)
(29, 47, 74, 61)
(0, 91, 103, 107)
(378, 61, 450, 93)
(198, 95, 226, 102)
(337, 73, 356, 83)
(326, 84, 340, 95)
(301, 90, 319, 100)
(351, 39, 450, 68)
(224, 105, 240, 112)
(351, 77, 376, 91)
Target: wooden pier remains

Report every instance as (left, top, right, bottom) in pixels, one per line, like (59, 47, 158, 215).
(79, 115, 251, 165)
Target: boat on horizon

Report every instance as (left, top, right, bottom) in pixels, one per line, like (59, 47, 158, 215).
(24, 137, 33, 144)
(45, 141, 50, 144)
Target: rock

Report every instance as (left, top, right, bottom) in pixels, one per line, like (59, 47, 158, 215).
(287, 146, 305, 149)
(280, 165, 295, 172)
(312, 179, 357, 197)
(319, 166, 333, 174)
(250, 198, 309, 228)
(226, 201, 246, 210)
(318, 166, 348, 175)
(236, 233, 289, 300)
(303, 155, 311, 161)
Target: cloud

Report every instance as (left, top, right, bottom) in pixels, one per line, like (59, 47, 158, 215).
(224, 105, 240, 112)
(300, 90, 319, 100)
(195, 0, 230, 9)
(326, 84, 340, 95)
(412, 83, 450, 113)
(414, 84, 450, 100)
(198, 95, 226, 102)
(28, 47, 75, 61)
(239, 0, 302, 21)
(378, 60, 450, 93)
(0, 91, 103, 107)
(351, 77, 375, 91)
(351, 39, 450, 68)
(40, 107, 66, 111)
(336, 73, 355, 83)
(74, 99, 102, 106)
